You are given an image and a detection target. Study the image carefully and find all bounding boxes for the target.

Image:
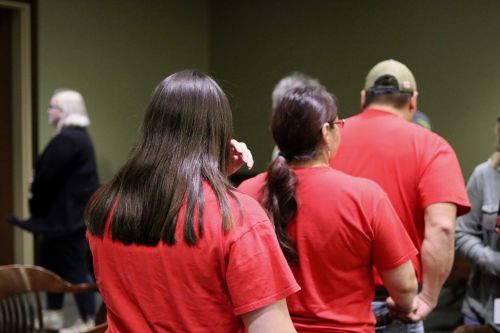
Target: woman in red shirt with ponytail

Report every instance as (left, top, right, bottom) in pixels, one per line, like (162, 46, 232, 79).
(238, 87, 419, 332)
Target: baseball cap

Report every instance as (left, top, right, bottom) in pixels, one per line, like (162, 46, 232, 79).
(364, 59, 417, 93)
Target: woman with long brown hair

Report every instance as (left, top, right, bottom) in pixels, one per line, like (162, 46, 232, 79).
(238, 87, 419, 332)
(86, 70, 299, 332)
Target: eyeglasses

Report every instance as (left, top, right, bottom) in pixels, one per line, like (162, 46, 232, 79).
(326, 118, 345, 129)
(48, 104, 61, 110)
(333, 119, 345, 128)
(319, 118, 346, 134)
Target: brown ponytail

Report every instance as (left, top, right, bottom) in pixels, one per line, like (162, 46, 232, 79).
(260, 87, 337, 265)
(261, 155, 298, 264)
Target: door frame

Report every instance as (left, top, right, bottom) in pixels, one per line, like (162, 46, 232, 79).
(0, 0, 35, 264)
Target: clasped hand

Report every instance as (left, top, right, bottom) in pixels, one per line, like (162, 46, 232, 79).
(385, 294, 434, 324)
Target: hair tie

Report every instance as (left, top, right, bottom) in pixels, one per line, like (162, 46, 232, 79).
(278, 151, 289, 160)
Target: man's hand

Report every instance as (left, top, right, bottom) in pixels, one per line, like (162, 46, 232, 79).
(227, 139, 254, 176)
(386, 293, 434, 323)
(385, 295, 417, 322)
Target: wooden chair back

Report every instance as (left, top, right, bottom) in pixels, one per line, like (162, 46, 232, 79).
(85, 322, 108, 333)
(0, 264, 98, 333)
(453, 325, 496, 333)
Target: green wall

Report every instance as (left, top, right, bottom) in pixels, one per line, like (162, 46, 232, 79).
(211, 0, 500, 179)
(38, 0, 500, 181)
(38, 0, 210, 182)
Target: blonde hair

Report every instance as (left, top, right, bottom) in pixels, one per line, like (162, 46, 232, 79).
(489, 117, 500, 168)
(52, 89, 90, 132)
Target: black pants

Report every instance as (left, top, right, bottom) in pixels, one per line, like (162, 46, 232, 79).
(39, 229, 95, 321)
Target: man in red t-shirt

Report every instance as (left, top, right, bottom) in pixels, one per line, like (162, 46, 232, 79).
(331, 59, 471, 331)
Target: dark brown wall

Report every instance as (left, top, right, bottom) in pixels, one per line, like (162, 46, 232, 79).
(0, 8, 14, 264)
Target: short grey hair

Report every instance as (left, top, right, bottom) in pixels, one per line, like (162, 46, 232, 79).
(52, 89, 90, 131)
(271, 72, 323, 109)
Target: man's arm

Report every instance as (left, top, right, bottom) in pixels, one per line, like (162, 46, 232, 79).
(379, 260, 418, 313)
(412, 202, 457, 321)
(241, 299, 296, 333)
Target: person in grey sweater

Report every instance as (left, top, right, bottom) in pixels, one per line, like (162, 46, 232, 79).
(456, 116, 500, 331)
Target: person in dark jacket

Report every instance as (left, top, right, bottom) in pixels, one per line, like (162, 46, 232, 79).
(10, 89, 99, 331)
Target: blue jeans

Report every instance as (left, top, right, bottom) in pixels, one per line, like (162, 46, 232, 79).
(463, 315, 481, 325)
(372, 301, 424, 333)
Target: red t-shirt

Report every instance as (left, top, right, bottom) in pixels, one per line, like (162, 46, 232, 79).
(331, 109, 471, 284)
(87, 183, 300, 333)
(238, 167, 417, 332)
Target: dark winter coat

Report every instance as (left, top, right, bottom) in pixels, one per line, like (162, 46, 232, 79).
(11, 126, 98, 237)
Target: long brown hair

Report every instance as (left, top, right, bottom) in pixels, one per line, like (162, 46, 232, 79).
(261, 87, 337, 264)
(86, 70, 235, 246)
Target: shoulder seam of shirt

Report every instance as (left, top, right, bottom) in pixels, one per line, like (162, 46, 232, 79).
(230, 218, 270, 245)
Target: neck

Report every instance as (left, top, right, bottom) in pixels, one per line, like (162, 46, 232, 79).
(290, 160, 329, 168)
(289, 149, 330, 168)
(366, 103, 412, 121)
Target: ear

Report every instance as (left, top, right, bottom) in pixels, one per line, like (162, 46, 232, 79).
(321, 122, 331, 145)
(409, 91, 418, 112)
(360, 90, 366, 109)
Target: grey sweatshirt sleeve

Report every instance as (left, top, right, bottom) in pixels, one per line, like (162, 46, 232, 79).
(455, 166, 500, 276)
